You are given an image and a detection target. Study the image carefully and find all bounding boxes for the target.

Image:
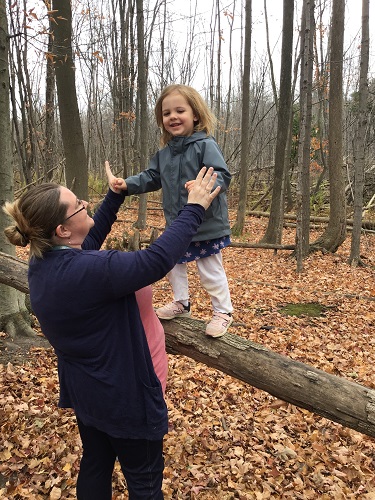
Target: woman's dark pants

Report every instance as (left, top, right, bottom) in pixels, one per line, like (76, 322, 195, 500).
(76, 418, 164, 499)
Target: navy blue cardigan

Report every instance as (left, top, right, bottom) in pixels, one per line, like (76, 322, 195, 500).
(28, 189, 205, 440)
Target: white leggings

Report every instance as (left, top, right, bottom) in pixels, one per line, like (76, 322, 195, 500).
(166, 252, 233, 314)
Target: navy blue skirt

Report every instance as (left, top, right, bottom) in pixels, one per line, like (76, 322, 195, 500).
(178, 235, 231, 264)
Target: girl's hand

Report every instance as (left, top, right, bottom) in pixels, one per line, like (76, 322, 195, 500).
(184, 180, 195, 193)
(105, 161, 127, 193)
(187, 167, 220, 209)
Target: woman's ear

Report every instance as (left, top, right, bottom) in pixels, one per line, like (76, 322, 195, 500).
(55, 224, 71, 239)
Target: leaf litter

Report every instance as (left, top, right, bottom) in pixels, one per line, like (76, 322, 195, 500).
(1, 204, 375, 499)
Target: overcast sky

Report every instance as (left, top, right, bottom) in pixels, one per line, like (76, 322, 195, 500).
(167, 0, 373, 93)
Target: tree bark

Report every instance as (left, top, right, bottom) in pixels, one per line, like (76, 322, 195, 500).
(44, 9, 56, 183)
(133, 0, 148, 230)
(52, 0, 88, 200)
(247, 211, 375, 230)
(231, 0, 251, 236)
(296, 0, 314, 270)
(261, 0, 294, 245)
(164, 317, 375, 439)
(312, 0, 346, 253)
(1, 251, 375, 438)
(0, 3, 34, 339)
(0, 253, 29, 294)
(349, 0, 369, 267)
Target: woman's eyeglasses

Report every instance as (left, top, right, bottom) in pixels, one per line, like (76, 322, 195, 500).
(63, 200, 86, 222)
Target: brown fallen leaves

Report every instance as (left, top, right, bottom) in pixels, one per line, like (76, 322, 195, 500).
(1, 204, 375, 498)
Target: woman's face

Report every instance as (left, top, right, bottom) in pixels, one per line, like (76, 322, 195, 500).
(59, 187, 94, 245)
(161, 91, 197, 137)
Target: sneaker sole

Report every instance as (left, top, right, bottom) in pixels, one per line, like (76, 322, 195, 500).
(156, 311, 191, 320)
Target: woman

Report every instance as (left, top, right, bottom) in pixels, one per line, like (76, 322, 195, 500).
(3, 162, 220, 500)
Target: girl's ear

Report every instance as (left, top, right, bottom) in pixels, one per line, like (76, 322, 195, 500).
(55, 224, 71, 239)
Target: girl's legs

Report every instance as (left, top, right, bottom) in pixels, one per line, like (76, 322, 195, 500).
(76, 418, 164, 499)
(155, 263, 190, 319)
(197, 253, 233, 337)
(196, 253, 233, 313)
(167, 263, 189, 305)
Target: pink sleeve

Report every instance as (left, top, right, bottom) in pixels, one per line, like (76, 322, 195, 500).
(135, 286, 168, 394)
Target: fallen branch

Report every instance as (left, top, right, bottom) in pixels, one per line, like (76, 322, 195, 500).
(247, 210, 375, 230)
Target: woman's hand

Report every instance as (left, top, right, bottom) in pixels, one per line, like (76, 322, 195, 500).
(187, 167, 221, 209)
(105, 161, 127, 193)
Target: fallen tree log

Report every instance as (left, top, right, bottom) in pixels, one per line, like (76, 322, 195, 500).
(247, 210, 375, 230)
(229, 241, 295, 250)
(0, 252, 29, 294)
(1, 250, 375, 438)
(163, 317, 375, 438)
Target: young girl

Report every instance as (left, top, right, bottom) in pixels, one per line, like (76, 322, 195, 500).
(113, 84, 233, 337)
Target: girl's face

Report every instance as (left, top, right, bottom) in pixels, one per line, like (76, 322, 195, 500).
(161, 91, 197, 137)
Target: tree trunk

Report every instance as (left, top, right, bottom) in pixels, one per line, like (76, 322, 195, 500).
(311, 1, 329, 198)
(8, 7, 35, 185)
(1, 251, 375, 438)
(134, 0, 148, 230)
(231, 0, 251, 236)
(295, 0, 315, 271)
(261, 0, 294, 245)
(52, 0, 88, 200)
(349, 0, 369, 267)
(312, 0, 346, 253)
(0, 1, 34, 340)
(44, 14, 56, 182)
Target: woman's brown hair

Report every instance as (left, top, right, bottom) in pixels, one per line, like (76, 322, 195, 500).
(3, 183, 68, 259)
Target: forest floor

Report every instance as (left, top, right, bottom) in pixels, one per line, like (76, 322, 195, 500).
(1, 202, 375, 499)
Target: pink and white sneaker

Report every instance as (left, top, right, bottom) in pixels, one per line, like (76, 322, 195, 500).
(155, 301, 191, 320)
(206, 312, 233, 337)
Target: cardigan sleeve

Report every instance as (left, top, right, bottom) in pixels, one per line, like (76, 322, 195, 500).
(82, 190, 126, 250)
(77, 203, 205, 300)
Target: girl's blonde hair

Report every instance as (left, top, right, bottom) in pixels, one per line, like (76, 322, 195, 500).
(154, 84, 217, 147)
(3, 183, 67, 259)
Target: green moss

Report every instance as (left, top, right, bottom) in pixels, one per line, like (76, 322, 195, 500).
(279, 302, 326, 317)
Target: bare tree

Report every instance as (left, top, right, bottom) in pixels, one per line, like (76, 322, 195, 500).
(8, 4, 39, 185)
(349, 0, 369, 266)
(52, 0, 88, 200)
(312, 0, 346, 253)
(261, 0, 294, 245)
(44, 8, 56, 182)
(133, 0, 148, 229)
(221, 0, 236, 154)
(311, 0, 329, 196)
(295, 0, 315, 270)
(231, 0, 251, 236)
(0, 0, 34, 339)
(264, 0, 278, 113)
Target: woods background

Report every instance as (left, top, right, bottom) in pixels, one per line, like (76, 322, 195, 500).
(1, 1, 375, 240)
(1, 0, 375, 498)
